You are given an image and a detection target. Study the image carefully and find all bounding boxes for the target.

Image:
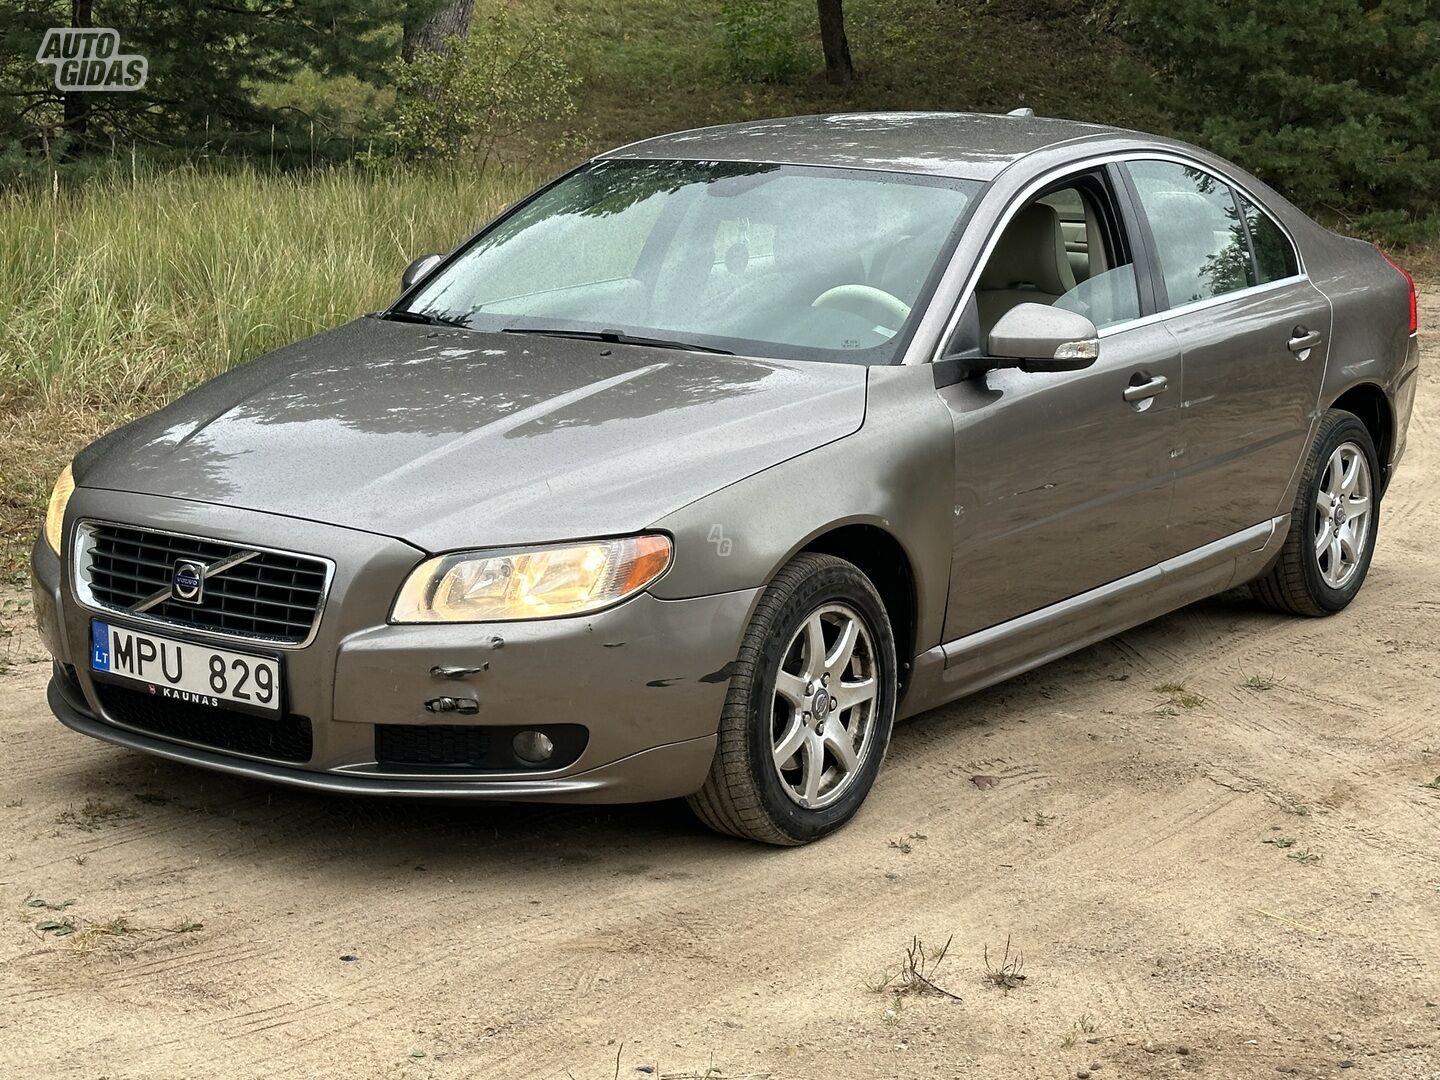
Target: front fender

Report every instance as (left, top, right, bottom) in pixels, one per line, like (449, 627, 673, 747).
(648, 364, 956, 656)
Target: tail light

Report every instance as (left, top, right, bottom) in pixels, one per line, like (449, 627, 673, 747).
(1378, 247, 1418, 335)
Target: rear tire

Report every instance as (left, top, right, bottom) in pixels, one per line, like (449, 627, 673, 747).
(1251, 409, 1380, 616)
(688, 553, 897, 845)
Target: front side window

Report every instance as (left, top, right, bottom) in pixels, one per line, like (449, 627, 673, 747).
(1239, 194, 1300, 283)
(1126, 160, 1251, 308)
(401, 159, 979, 364)
(962, 172, 1140, 350)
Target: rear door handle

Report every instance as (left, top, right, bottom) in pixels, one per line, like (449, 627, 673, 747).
(1123, 375, 1169, 402)
(1288, 326, 1323, 353)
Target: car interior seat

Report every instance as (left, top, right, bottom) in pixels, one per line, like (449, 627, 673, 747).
(974, 202, 1077, 337)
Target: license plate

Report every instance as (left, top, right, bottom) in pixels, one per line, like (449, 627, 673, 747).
(90, 620, 281, 717)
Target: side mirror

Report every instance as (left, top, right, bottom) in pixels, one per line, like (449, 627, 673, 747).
(987, 302, 1100, 372)
(402, 253, 443, 291)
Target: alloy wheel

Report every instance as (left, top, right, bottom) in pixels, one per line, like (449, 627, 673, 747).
(1313, 440, 1373, 590)
(769, 602, 879, 810)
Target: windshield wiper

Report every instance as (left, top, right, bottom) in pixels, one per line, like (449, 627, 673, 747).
(377, 308, 473, 329)
(500, 327, 732, 355)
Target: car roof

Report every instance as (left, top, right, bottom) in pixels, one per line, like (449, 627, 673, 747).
(597, 111, 1135, 182)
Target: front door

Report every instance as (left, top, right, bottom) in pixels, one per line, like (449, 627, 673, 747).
(933, 168, 1182, 641)
(936, 321, 1182, 640)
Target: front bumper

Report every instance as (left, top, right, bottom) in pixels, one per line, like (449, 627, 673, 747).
(33, 489, 759, 803)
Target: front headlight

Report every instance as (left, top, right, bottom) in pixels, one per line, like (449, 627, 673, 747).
(391, 534, 672, 623)
(43, 463, 75, 554)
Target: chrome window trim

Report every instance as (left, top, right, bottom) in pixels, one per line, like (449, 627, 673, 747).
(916, 147, 1308, 364)
(72, 519, 336, 650)
(1095, 275, 1307, 339)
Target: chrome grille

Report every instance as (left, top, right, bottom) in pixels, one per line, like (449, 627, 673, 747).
(78, 522, 329, 646)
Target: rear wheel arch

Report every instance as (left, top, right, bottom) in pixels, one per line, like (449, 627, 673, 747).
(1252, 408, 1379, 616)
(1329, 383, 1393, 488)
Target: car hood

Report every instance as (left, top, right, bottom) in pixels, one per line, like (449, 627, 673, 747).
(76, 319, 868, 551)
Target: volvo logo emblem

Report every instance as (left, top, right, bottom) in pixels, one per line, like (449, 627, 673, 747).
(172, 559, 205, 603)
(811, 688, 832, 720)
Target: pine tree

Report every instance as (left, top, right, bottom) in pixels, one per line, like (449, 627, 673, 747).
(1, 0, 405, 156)
(1123, 0, 1440, 239)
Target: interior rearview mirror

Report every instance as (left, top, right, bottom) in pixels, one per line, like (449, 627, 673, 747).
(402, 253, 443, 291)
(986, 302, 1100, 372)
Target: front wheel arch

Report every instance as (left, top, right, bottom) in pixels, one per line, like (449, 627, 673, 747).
(799, 523, 917, 695)
(687, 552, 899, 844)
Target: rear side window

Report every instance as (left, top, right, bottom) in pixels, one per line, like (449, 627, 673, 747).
(1126, 160, 1251, 308)
(1239, 195, 1300, 283)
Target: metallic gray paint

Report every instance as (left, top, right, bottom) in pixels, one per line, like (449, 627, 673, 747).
(36, 112, 1417, 805)
(936, 318, 1183, 639)
(73, 319, 867, 553)
(602, 111, 1117, 181)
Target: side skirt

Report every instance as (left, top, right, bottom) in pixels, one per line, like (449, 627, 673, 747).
(898, 516, 1289, 720)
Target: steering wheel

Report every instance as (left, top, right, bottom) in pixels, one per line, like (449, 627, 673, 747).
(810, 284, 912, 328)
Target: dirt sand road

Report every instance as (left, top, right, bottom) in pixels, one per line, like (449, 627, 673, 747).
(2, 301, 1438, 1080)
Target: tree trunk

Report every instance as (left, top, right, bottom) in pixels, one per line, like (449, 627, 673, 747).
(402, 0, 477, 62)
(816, 0, 854, 86)
(62, 0, 93, 155)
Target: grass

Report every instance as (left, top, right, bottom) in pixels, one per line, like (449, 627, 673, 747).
(982, 935, 1026, 991)
(1061, 1013, 1100, 1048)
(1263, 835, 1323, 865)
(867, 935, 963, 1001)
(25, 896, 76, 911)
(56, 797, 136, 831)
(1153, 682, 1206, 710)
(888, 831, 927, 854)
(34, 911, 205, 952)
(1241, 673, 1281, 691)
(0, 163, 538, 574)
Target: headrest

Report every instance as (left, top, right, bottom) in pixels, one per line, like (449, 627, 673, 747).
(978, 202, 1076, 296)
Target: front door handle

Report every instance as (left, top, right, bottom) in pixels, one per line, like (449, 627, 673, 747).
(1288, 326, 1323, 354)
(1123, 374, 1169, 403)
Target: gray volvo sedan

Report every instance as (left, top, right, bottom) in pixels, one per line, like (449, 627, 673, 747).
(33, 113, 1419, 844)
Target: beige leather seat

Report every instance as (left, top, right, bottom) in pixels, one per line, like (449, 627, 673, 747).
(975, 203, 1077, 336)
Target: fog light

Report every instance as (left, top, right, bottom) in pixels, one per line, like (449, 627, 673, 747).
(513, 730, 554, 764)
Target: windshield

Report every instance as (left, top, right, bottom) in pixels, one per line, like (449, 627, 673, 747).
(399, 159, 979, 363)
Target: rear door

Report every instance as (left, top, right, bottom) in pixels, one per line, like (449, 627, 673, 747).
(1122, 159, 1329, 554)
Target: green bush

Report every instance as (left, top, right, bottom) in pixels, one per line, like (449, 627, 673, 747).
(720, 0, 804, 84)
(386, 8, 578, 167)
(1120, 0, 1440, 242)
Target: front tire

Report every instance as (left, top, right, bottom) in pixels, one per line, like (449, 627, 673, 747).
(688, 553, 897, 845)
(1252, 409, 1380, 616)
